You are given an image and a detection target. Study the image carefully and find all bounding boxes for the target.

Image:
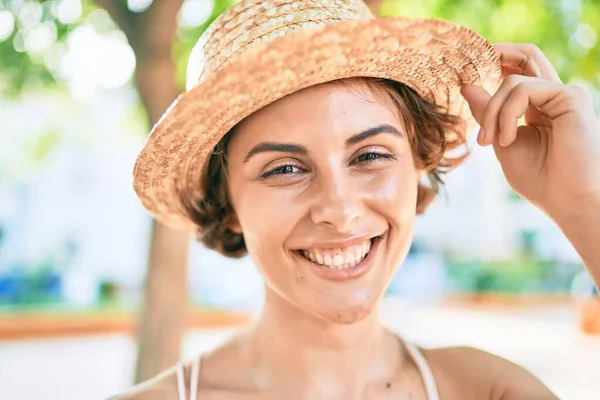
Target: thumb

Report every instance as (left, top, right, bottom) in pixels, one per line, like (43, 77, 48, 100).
(460, 84, 492, 125)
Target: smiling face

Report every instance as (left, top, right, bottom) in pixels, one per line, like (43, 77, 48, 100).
(224, 79, 421, 324)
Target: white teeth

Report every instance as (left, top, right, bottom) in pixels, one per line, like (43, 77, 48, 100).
(346, 252, 356, 266)
(300, 239, 373, 269)
(315, 253, 324, 265)
(354, 248, 362, 263)
(333, 253, 344, 267)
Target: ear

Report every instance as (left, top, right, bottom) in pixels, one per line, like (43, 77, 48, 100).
(417, 185, 436, 212)
(224, 212, 242, 234)
(415, 170, 435, 214)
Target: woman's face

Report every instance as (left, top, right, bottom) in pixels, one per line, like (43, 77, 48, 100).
(226, 79, 419, 324)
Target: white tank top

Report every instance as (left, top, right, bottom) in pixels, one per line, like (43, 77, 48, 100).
(175, 341, 439, 400)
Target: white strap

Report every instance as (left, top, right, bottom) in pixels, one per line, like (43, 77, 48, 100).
(190, 356, 201, 400)
(181, 348, 433, 400)
(405, 342, 440, 400)
(176, 362, 187, 400)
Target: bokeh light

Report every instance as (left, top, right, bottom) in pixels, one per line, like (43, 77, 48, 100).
(0, 10, 15, 41)
(179, 0, 215, 28)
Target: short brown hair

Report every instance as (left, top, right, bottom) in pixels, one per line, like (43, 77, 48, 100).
(181, 78, 468, 258)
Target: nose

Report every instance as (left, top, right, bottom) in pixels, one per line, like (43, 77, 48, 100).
(309, 170, 364, 232)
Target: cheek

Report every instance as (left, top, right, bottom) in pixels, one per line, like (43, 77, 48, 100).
(238, 197, 288, 249)
(235, 201, 294, 289)
(229, 181, 300, 271)
(364, 161, 418, 264)
(364, 162, 419, 218)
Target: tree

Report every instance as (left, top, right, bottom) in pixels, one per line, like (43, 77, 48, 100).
(91, 0, 189, 383)
(0, 0, 232, 383)
(86, 0, 235, 382)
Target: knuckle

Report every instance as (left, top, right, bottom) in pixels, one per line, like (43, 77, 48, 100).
(512, 82, 529, 97)
(502, 74, 525, 87)
(524, 43, 543, 56)
(568, 84, 591, 99)
(500, 84, 528, 120)
(564, 84, 593, 108)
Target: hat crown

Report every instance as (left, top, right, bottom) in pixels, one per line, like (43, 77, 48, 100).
(185, 0, 374, 91)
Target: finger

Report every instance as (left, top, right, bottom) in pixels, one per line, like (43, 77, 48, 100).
(480, 75, 536, 146)
(493, 43, 562, 83)
(496, 81, 577, 147)
(460, 84, 491, 126)
(496, 82, 552, 146)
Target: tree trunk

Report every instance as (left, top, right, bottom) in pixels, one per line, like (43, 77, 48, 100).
(363, 0, 383, 15)
(133, 55, 190, 382)
(135, 222, 189, 382)
(130, 1, 189, 383)
(94, 0, 188, 383)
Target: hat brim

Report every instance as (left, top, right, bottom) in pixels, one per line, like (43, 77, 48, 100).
(133, 17, 501, 230)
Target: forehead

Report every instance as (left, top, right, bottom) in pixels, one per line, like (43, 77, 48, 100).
(233, 79, 403, 143)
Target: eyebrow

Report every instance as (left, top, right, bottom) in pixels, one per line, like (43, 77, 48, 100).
(243, 142, 308, 163)
(243, 124, 402, 163)
(345, 124, 402, 146)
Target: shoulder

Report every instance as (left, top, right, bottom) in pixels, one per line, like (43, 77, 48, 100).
(107, 364, 181, 400)
(109, 334, 249, 400)
(420, 346, 559, 400)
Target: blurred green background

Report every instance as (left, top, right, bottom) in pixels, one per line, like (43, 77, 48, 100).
(2, 0, 599, 96)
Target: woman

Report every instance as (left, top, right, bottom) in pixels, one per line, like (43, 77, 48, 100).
(116, 0, 600, 399)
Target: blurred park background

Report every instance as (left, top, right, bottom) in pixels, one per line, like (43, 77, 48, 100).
(0, 0, 599, 399)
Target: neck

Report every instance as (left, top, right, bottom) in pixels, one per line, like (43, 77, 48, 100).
(242, 287, 404, 398)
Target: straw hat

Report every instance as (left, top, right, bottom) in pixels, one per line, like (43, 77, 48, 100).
(132, 0, 501, 230)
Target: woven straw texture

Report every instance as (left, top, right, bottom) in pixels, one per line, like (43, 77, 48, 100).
(132, 0, 502, 230)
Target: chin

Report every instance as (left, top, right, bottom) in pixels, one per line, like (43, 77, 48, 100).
(328, 307, 375, 325)
(313, 289, 380, 325)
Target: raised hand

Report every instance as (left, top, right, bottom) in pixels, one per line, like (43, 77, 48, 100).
(460, 43, 600, 222)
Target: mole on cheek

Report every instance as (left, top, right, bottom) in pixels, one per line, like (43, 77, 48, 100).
(295, 275, 305, 284)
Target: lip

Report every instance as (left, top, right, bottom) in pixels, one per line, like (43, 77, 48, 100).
(293, 234, 386, 282)
(294, 233, 383, 251)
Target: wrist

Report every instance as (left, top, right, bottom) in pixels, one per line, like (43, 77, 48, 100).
(546, 193, 600, 230)
(551, 197, 600, 286)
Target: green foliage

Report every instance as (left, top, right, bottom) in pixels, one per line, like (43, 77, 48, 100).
(382, 0, 600, 92)
(0, 0, 237, 96)
(446, 256, 583, 294)
(174, 0, 237, 89)
(2, 0, 598, 96)
(0, 0, 94, 95)
(28, 127, 60, 163)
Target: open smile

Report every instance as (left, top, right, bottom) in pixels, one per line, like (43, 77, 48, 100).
(293, 234, 386, 281)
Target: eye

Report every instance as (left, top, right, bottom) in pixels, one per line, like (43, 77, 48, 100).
(261, 164, 304, 179)
(353, 151, 396, 164)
